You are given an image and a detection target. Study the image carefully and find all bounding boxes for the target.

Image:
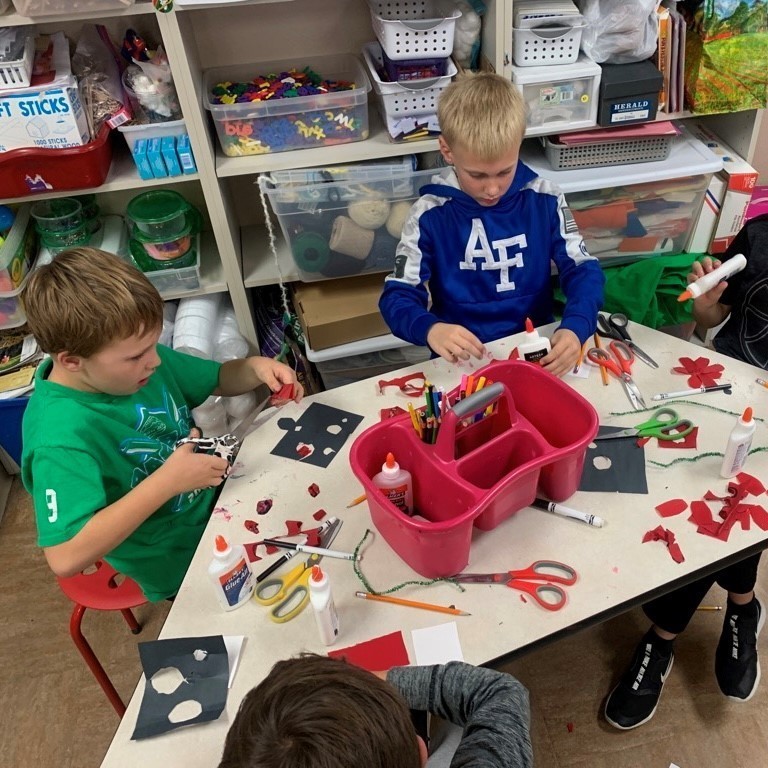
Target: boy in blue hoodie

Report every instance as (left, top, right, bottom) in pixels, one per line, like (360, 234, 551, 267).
(379, 72, 604, 376)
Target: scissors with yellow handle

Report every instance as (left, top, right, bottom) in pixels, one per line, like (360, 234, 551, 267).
(254, 517, 341, 623)
(594, 407, 695, 442)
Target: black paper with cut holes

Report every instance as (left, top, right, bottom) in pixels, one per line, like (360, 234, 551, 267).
(578, 425, 649, 494)
(270, 402, 364, 468)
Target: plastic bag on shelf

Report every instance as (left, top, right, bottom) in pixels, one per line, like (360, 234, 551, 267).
(576, 0, 661, 64)
(452, 1, 486, 69)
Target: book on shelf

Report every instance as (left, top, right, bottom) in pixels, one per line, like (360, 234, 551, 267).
(654, 5, 671, 112)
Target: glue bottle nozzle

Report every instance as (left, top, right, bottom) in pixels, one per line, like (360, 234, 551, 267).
(743, 407, 753, 422)
(525, 317, 535, 333)
(385, 452, 396, 469)
(215, 535, 229, 553)
(311, 565, 324, 582)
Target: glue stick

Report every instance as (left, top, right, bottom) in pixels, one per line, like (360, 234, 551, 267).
(518, 318, 551, 362)
(208, 535, 254, 611)
(372, 452, 414, 515)
(309, 565, 339, 646)
(678, 253, 747, 302)
(720, 407, 756, 478)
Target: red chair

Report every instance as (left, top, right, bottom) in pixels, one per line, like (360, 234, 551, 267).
(56, 560, 147, 717)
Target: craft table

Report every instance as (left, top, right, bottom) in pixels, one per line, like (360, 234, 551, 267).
(100, 321, 768, 767)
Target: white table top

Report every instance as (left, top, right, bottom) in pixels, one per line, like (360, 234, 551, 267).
(101, 321, 768, 767)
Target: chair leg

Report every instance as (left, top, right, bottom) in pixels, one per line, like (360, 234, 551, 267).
(120, 607, 142, 635)
(69, 604, 126, 718)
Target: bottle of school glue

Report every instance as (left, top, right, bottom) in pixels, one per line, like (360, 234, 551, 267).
(309, 565, 339, 646)
(208, 534, 254, 611)
(518, 317, 551, 363)
(372, 452, 414, 515)
(720, 407, 756, 479)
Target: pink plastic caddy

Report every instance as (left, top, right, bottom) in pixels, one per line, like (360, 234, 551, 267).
(350, 360, 599, 577)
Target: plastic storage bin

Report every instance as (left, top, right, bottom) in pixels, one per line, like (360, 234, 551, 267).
(0, 395, 29, 468)
(363, 42, 457, 119)
(135, 234, 202, 294)
(264, 167, 438, 281)
(0, 255, 36, 329)
(0, 35, 34, 88)
(0, 205, 35, 292)
(0, 124, 112, 198)
(542, 132, 675, 171)
(512, 53, 601, 136)
(381, 48, 449, 82)
(367, 0, 461, 60)
(11, 0, 134, 15)
(512, 20, 585, 67)
(117, 119, 186, 152)
(520, 128, 723, 263)
(204, 54, 370, 157)
(349, 360, 599, 577)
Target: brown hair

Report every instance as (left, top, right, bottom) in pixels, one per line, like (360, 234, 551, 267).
(438, 71, 527, 161)
(218, 655, 421, 768)
(21, 247, 163, 357)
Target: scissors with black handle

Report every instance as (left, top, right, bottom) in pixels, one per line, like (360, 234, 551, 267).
(596, 313, 659, 369)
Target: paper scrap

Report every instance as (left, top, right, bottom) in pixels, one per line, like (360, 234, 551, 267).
(412, 622, 464, 666)
(328, 631, 410, 671)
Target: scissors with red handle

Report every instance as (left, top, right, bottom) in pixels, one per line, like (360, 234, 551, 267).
(587, 340, 647, 411)
(450, 560, 578, 611)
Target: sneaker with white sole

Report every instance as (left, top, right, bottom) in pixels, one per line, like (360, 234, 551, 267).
(604, 632, 675, 730)
(715, 596, 765, 701)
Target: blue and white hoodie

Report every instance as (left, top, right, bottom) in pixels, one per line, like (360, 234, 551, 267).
(379, 164, 605, 348)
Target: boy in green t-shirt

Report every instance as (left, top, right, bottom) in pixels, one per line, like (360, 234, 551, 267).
(20, 248, 302, 601)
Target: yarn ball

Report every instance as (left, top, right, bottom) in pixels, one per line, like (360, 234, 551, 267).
(348, 198, 391, 230)
(386, 200, 412, 238)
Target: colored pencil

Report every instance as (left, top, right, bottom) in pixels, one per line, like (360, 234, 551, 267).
(757, 379, 768, 390)
(573, 341, 587, 374)
(355, 591, 471, 616)
(697, 605, 723, 611)
(594, 333, 609, 386)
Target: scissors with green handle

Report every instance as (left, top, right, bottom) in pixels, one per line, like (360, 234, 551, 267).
(594, 407, 695, 442)
(254, 517, 341, 623)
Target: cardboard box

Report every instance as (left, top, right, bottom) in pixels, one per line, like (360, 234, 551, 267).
(687, 122, 759, 254)
(291, 274, 389, 351)
(685, 174, 727, 253)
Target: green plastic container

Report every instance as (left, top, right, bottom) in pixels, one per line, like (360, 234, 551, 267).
(127, 190, 191, 240)
(129, 208, 201, 272)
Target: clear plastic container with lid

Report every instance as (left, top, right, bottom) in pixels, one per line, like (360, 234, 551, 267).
(127, 190, 191, 240)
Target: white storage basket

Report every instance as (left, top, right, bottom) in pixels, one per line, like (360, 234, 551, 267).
(368, 0, 461, 60)
(0, 36, 34, 89)
(513, 21, 585, 67)
(363, 42, 456, 118)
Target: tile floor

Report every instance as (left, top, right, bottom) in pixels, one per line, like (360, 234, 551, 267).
(2, 476, 767, 768)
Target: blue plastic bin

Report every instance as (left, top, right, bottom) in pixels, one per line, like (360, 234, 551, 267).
(0, 396, 29, 467)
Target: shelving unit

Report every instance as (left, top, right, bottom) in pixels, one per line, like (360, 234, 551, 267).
(1, 0, 763, 349)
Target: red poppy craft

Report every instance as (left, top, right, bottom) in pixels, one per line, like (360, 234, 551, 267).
(671, 356, 724, 388)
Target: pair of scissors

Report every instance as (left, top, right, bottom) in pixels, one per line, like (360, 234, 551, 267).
(596, 313, 659, 369)
(254, 517, 342, 623)
(594, 407, 695, 442)
(587, 340, 648, 411)
(450, 560, 577, 611)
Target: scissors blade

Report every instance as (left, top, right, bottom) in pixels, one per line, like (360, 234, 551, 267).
(594, 428, 639, 441)
(626, 341, 659, 369)
(230, 394, 274, 443)
(318, 516, 342, 550)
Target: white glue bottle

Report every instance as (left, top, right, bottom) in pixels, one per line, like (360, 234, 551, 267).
(679, 253, 747, 301)
(372, 452, 414, 515)
(309, 565, 339, 646)
(720, 406, 756, 478)
(518, 317, 551, 362)
(208, 534, 254, 611)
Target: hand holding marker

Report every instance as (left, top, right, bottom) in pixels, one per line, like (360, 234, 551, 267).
(677, 253, 747, 302)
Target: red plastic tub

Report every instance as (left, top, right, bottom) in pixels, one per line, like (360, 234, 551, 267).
(0, 125, 112, 198)
(349, 360, 599, 577)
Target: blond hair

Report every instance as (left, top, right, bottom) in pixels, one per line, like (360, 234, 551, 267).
(437, 71, 526, 160)
(22, 248, 164, 357)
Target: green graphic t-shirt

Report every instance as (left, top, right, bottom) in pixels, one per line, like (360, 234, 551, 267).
(22, 345, 221, 601)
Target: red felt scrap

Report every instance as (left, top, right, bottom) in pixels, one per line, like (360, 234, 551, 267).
(657, 426, 698, 450)
(328, 631, 410, 672)
(243, 542, 262, 563)
(307, 483, 320, 497)
(736, 472, 766, 496)
(313, 509, 327, 521)
(269, 382, 295, 406)
(296, 443, 313, 458)
(377, 372, 427, 397)
(642, 525, 685, 563)
(671, 356, 724, 388)
(256, 498, 273, 515)
(508, 347, 520, 360)
(285, 519, 303, 537)
(637, 436, 651, 447)
(566, 722, 574, 734)
(380, 406, 407, 421)
(655, 499, 688, 518)
(244, 519, 259, 534)
(689, 500, 715, 527)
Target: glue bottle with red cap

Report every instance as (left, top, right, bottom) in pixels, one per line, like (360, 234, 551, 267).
(208, 534, 254, 611)
(309, 565, 339, 646)
(720, 407, 756, 478)
(372, 452, 414, 516)
(518, 317, 551, 362)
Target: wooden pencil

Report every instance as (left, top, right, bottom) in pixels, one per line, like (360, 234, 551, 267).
(594, 333, 609, 386)
(355, 591, 470, 616)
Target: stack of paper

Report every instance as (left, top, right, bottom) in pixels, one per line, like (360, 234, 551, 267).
(655, 1, 686, 113)
(514, 0, 581, 29)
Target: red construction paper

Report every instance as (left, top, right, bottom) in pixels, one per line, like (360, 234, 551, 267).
(380, 406, 407, 420)
(269, 383, 295, 406)
(736, 473, 766, 496)
(243, 542, 262, 563)
(313, 509, 326, 521)
(657, 426, 699, 450)
(256, 498, 273, 515)
(377, 372, 427, 397)
(655, 499, 688, 518)
(642, 525, 685, 563)
(328, 631, 410, 672)
(748, 504, 768, 530)
(285, 519, 303, 537)
(508, 347, 520, 360)
(689, 500, 715, 527)
(671, 356, 724, 388)
(307, 483, 320, 497)
(244, 519, 259, 534)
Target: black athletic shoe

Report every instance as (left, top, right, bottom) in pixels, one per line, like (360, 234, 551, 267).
(604, 632, 675, 730)
(715, 597, 765, 701)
